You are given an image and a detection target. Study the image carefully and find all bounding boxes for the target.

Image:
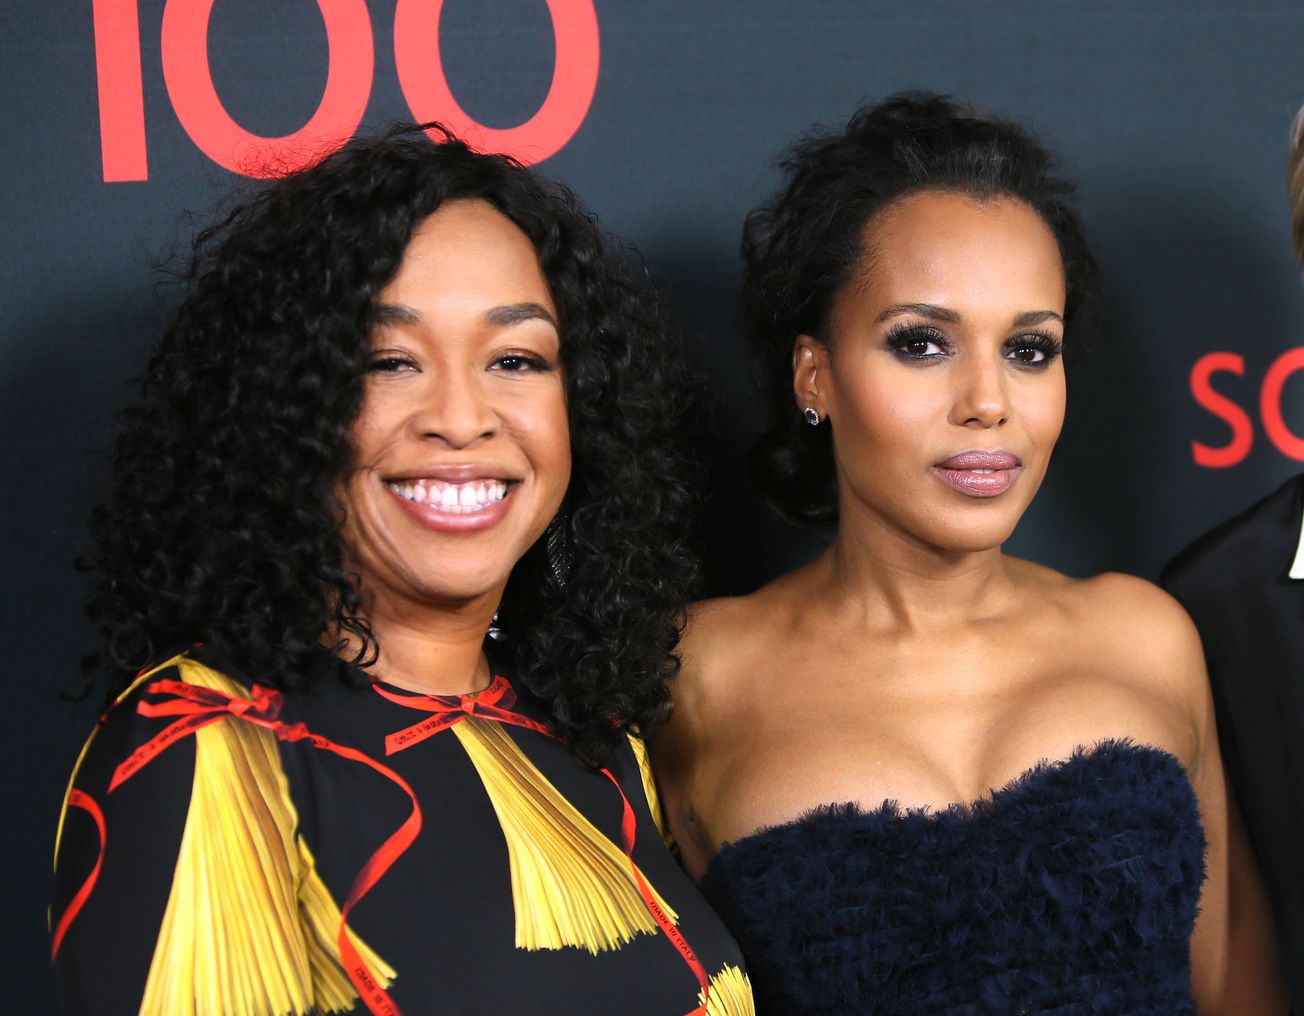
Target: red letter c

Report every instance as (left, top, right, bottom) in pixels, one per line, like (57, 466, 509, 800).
(1261, 347, 1304, 460)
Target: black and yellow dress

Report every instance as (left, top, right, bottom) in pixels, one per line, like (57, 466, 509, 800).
(51, 647, 752, 1015)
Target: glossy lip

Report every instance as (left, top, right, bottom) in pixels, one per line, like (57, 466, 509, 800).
(932, 449, 1023, 499)
(381, 465, 521, 533)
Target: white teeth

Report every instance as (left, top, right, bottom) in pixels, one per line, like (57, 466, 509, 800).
(388, 478, 509, 513)
(973, 469, 995, 474)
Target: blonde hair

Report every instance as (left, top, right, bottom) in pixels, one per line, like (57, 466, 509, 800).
(1289, 104, 1304, 269)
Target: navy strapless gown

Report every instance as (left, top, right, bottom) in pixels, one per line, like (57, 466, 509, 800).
(699, 741, 1205, 1015)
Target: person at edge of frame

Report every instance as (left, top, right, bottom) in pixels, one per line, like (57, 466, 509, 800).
(1162, 103, 1304, 1014)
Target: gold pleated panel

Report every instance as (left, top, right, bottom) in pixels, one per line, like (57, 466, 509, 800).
(627, 733, 674, 849)
(452, 716, 679, 954)
(138, 658, 394, 1016)
(700, 964, 756, 1016)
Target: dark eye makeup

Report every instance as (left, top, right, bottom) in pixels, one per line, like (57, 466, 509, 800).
(883, 322, 1062, 368)
(1002, 331, 1063, 367)
(883, 323, 950, 360)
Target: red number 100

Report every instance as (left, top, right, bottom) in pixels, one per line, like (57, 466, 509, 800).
(92, 0, 600, 181)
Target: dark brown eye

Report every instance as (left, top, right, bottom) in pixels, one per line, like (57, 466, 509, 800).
(366, 356, 414, 373)
(885, 324, 949, 361)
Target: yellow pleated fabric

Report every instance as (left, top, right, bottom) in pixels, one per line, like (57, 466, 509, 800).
(700, 964, 756, 1016)
(628, 733, 674, 849)
(452, 716, 678, 954)
(135, 658, 394, 1016)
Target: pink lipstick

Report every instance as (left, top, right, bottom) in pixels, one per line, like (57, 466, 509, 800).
(932, 450, 1023, 498)
(382, 469, 518, 533)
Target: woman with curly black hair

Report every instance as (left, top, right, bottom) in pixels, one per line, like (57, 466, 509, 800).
(652, 94, 1284, 1013)
(51, 125, 753, 1015)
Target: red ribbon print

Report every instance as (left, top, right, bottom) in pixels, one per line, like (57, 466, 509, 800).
(375, 678, 712, 1015)
(106, 678, 415, 1016)
(374, 675, 553, 754)
(50, 790, 106, 962)
(58, 669, 713, 1016)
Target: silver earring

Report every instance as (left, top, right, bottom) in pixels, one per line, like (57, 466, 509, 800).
(545, 512, 572, 589)
(803, 407, 821, 426)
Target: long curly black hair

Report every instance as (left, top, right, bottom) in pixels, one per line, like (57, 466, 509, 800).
(744, 92, 1101, 529)
(85, 124, 698, 765)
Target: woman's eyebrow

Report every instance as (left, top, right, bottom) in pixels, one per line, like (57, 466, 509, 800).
(371, 302, 421, 326)
(875, 302, 959, 324)
(1012, 309, 1063, 326)
(369, 302, 559, 328)
(485, 302, 558, 328)
(873, 304, 1064, 327)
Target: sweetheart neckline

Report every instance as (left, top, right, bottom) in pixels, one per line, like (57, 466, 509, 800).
(703, 738, 1192, 875)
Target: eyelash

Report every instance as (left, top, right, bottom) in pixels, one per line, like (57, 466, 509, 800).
(363, 352, 554, 374)
(491, 352, 553, 373)
(365, 354, 415, 373)
(884, 324, 1063, 368)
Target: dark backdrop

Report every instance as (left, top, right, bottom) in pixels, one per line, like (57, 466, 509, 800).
(5, 2, 1303, 1010)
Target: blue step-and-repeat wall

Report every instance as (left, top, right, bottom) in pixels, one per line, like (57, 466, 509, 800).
(3, 2, 1302, 1009)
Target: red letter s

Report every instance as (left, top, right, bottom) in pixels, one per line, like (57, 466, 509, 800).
(1190, 352, 1254, 468)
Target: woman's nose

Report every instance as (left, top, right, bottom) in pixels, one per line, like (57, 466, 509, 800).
(410, 372, 499, 448)
(950, 357, 1011, 429)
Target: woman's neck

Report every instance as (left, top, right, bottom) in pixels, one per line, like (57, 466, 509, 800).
(816, 517, 1017, 634)
(335, 590, 500, 696)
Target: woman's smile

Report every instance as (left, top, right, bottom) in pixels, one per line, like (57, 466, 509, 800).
(339, 199, 571, 609)
(384, 475, 515, 529)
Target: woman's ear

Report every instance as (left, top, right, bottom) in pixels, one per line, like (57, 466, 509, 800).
(792, 335, 827, 420)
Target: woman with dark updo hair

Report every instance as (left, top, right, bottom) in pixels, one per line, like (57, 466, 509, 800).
(652, 94, 1284, 1012)
(51, 125, 753, 1015)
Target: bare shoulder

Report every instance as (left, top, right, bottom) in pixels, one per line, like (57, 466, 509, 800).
(660, 577, 800, 747)
(1042, 568, 1209, 731)
(675, 588, 782, 705)
(1070, 571, 1202, 659)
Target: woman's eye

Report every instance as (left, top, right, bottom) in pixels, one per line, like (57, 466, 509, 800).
(1004, 334, 1062, 368)
(885, 326, 949, 360)
(366, 355, 415, 373)
(905, 338, 944, 357)
(491, 354, 550, 373)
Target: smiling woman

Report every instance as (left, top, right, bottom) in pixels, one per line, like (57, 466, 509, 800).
(51, 126, 753, 1015)
(651, 94, 1286, 1014)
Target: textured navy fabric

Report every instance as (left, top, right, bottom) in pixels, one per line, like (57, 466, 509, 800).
(699, 741, 1205, 1015)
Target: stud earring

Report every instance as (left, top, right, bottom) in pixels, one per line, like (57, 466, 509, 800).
(803, 407, 821, 426)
